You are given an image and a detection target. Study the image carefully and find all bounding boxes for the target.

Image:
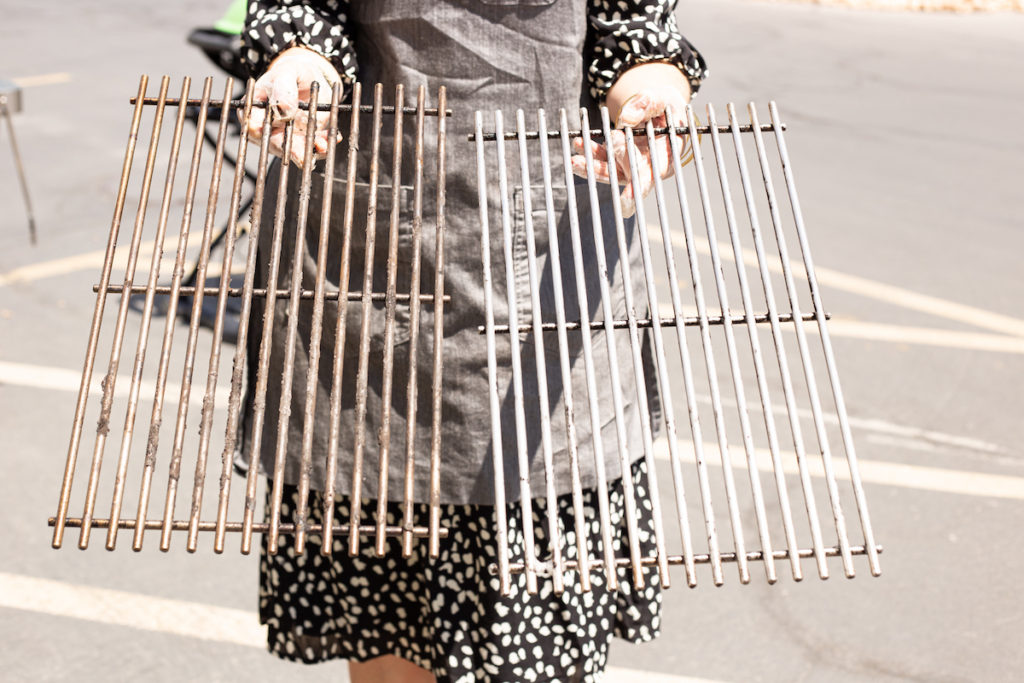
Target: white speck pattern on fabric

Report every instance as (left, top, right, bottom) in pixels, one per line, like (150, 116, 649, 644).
(259, 459, 662, 683)
(243, 0, 707, 100)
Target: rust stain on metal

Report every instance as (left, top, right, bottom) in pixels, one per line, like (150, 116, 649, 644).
(50, 76, 451, 556)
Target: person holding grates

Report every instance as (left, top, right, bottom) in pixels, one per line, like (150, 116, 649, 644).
(239, 1, 706, 681)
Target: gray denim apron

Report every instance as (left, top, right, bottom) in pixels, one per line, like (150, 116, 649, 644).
(246, 0, 659, 505)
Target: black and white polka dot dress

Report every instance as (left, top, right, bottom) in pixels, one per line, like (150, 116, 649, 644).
(260, 459, 662, 683)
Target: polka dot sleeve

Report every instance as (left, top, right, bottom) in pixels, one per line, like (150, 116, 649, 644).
(587, 0, 708, 101)
(241, 0, 358, 82)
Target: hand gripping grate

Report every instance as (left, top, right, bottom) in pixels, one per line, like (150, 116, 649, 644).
(49, 76, 450, 558)
(473, 103, 882, 595)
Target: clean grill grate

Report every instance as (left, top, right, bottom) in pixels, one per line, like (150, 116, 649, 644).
(473, 102, 881, 595)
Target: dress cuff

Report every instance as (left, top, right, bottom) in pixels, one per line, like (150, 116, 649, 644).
(587, 9, 709, 101)
(242, 3, 358, 82)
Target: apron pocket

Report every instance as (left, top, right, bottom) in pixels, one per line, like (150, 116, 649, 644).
(314, 174, 416, 353)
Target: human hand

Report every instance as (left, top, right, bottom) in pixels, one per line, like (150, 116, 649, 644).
(571, 86, 690, 218)
(246, 46, 341, 167)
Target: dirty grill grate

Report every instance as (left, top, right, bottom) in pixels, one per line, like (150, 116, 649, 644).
(50, 75, 449, 557)
(473, 103, 881, 595)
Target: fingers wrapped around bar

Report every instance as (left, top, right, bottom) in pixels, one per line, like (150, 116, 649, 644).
(570, 86, 693, 218)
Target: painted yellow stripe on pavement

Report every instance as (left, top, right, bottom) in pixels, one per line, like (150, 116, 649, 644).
(0, 229, 243, 287)
(0, 572, 720, 683)
(0, 360, 229, 409)
(825, 319, 1024, 355)
(654, 440, 1024, 501)
(12, 72, 72, 87)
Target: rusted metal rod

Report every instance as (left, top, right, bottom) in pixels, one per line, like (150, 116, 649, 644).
(52, 75, 149, 550)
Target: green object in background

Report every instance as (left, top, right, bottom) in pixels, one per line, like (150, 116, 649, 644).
(213, 0, 247, 35)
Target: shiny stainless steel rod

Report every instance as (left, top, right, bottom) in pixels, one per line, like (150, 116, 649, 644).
(577, 107, 644, 590)
(322, 81, 362, 556)
(602, 111, 671, 589)
(186, 78, 238, 552)
(645, 113, 713, 587)
(557, 108, 616, 590)
(295, 82, 341, 555)
(675, 105, 749, 584)
(627, 121, 704, 587)
(401, 86, 427, 558)
(78, 75, 172, 550)
(374, 83, 406, 556)
(52, 75, 149, 550)
(515, 109, 565, 593)
(161, 76, 228, 552)
(537, 109, 589, 591)
(691, 104, 776, 583)
(348, 83, 385, 556)
(105, 77, 192, 550)
(747, 103, 854, 576)
(267, 83, 321, 555)
(427, 86, 448, 558)
(494, 109, 539, 595)
(769, 101, 880, 577)
(476, 110, 511, 596)
(724, 101, 819, 581)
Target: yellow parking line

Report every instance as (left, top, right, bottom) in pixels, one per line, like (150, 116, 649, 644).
(12, 72, 72, 88)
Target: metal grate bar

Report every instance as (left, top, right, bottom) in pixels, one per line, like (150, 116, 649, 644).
(294, 82, 341, 555)
(131, 96, 451, 118)
(322, 81, 362, 556)
(484, 311, 823, 334)
(347, 83, 385, 557)
(266, 83, 323, 554)
(676, 106, 777, 583)
(475, 102, 881, 594)
(748, 103, 856, 576)
(426, 86, 448, 559)
(578, 107, 646, 590)
(476, 110, 512, 596)
(702, 105, 801, 581)
(768, 102, 881, 577)
(50, 74, 146, 550)
(470, 123, 784, 143)
(556, 109, 617, 590)
(52, 76, 449, 554)
(494, 110, 540, 594)
(399, 86, 426, 557)
(722, 102, 825, 579)
(373, 83, 405, 555)
(79, 76, 175, 550)
(599, 108, 673, 590)
(93, 285, 446, 302)
(106, 77, 193, 551)
(536, 110, 588, 592)
(210, 81, 256, 554)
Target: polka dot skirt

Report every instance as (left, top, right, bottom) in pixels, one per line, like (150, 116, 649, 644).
(259, 459, 662, 682)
